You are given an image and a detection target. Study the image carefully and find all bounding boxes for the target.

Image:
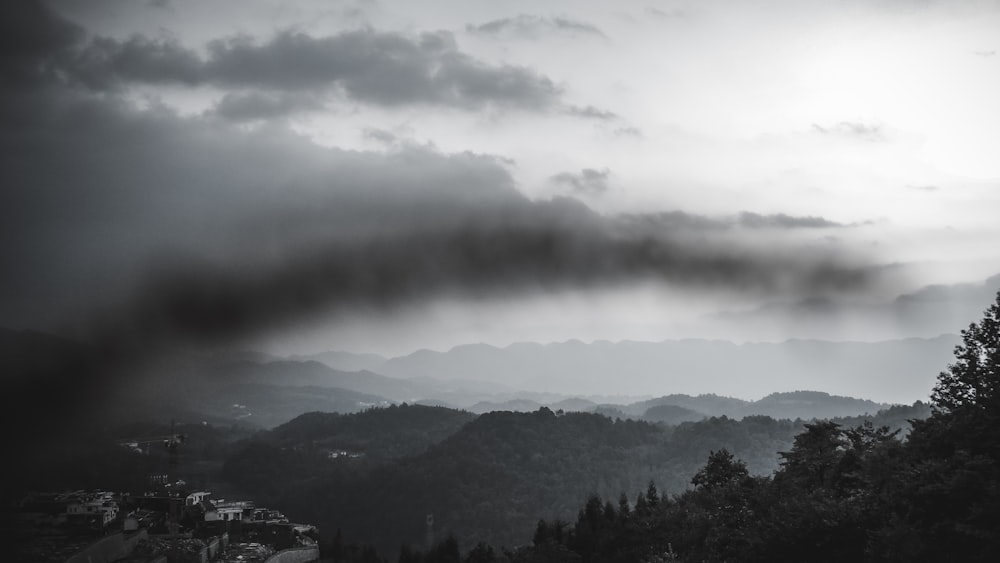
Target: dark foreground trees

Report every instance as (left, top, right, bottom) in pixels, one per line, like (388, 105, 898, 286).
(882, 290, 1000, 561)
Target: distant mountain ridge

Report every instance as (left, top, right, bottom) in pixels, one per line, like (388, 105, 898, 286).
(202, 359, 432, 402)
(461, 390, 886, 422)
(369, 335, 958, 404)
(638, 390, 887, 421)
(295, 272, 1000, 404)
(0, 326, 951, 433)
(290, 350, 388, 373)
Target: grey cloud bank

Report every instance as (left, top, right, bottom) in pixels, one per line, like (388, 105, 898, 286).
(8, 0, 998, 366)
(35, 5, 563, 112)
(0, 2, 884, 355)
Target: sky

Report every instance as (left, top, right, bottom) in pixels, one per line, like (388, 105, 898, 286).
(2, 0, 1000, 358)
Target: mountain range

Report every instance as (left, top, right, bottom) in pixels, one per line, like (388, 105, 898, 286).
(2, 325, 949, 434)
(296, 335, 958, 405)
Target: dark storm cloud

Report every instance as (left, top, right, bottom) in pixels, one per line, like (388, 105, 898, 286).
(67, 25, 562, 110)
(72, 34, 203, 88)
(466, 15, 606, 38)
(0, 1, 83, 86)
(550, 168, 613, 194)
(0, 82, 878, 351)
(110, 208, 877, 348)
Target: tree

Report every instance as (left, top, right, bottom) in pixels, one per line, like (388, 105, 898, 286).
(932, 290, 1000, 417)
(777, 421, 845, 490)
(906, 290, 1000, 463)
(921, 290, 1000, 463)
(882, 290, 1000, 561)
(644, 481, 660, 507)
(617, 492, 631, 521)
(690, 449, 749, 491)
(464, 543, 497, 563)
(426, 535, 461, 563)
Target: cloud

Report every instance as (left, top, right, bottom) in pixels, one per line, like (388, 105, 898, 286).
(49, 10, 563, 111)
(106, 201, 877, 350)
(1, 3, 887, 354)
(550, 168, 613, 195)
(550, 17, 606, 36)
(707, 273, 1000, 343)
(618, 211, 846, 232)
(363, 127, 400, 145)
(645, 7, 686, 19)
(812, 121, 884, 140)
(211, 91, 327, 121)
(737, 212, 843, 229)
(467, 15, 605, 39)
(72, 34, 203, 88)
(0, 78, 880, 353)
(565, 105, 618, 120)
(0, 1, 84, 87)
(614, 126, 642, 137)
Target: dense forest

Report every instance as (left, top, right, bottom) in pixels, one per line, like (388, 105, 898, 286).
(309, 291, 1000, 562)
(220, 398, 927, 554)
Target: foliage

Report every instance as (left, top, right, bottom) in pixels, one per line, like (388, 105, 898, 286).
(219, 394, 927, 557)
(691, 449, 749, 491)
(932, 291, 1000, 418)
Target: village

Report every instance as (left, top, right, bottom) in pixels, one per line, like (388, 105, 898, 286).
(15, 483, 320, 563)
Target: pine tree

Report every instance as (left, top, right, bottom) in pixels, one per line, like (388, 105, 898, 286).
(690, 449, 749, 491)
(617, 492, 631, 520)
(915, 290, 1000, 460)
(644, 481, 660, 507)
(931, 290, 1000, 426)
(882, 290, 1000, 561)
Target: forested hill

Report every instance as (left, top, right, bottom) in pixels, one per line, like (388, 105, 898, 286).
(222, 400, 929, 555)
(202, 359, 435, 402)
(632, 390, 887, 421)
(271, 403, 477, 458)
(275, 409, 666, 553)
